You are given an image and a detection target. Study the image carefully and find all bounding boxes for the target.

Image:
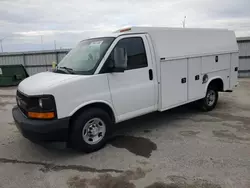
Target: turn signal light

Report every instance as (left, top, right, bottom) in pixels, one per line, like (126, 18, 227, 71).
(28, 112, 55, 119)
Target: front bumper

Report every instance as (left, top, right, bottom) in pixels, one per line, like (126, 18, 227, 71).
(12, 106, 70, 142)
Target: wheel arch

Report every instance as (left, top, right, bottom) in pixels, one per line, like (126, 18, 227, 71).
(69, 101, 117, 124)
(205, 76, 224, 92)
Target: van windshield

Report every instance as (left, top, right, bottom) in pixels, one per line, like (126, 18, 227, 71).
(57, 37, 114, 75)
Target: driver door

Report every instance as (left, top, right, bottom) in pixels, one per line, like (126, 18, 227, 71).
(102, 35, 156, 122)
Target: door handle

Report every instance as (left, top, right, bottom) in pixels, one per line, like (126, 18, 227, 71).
(181, 77, 187, 83)
(195, 75, 200, 80)
(215, 56, 219, 62)
(149, 69, 153, 80)
(235, 67, 238, 71)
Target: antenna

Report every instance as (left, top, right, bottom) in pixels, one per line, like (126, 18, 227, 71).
(182, 16, 186, 28)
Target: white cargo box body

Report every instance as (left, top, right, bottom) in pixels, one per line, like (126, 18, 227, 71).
(120, 27, 239, 110)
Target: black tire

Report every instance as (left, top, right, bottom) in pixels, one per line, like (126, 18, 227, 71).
(199, 86, 218, 111)
(69, 108, 112, 153)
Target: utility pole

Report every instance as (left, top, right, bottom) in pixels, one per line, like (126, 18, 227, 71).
(182, 16, 186, 28)
(54, 40, 57, 50)
(41, 35, 44, 50)
(0, 40, 3, 52)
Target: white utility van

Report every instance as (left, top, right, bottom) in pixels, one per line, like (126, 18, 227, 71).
(13, 27, 239, 152)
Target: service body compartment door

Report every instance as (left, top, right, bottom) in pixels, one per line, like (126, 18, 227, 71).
(230, 53, 239, 89)
(201, 54, 230, 74)
(188, 57, 204, 100)
(160, 59, 188, 110)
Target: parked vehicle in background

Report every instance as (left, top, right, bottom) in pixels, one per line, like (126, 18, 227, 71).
(12, 27, 239, 152)
(0, 65, 29, 87)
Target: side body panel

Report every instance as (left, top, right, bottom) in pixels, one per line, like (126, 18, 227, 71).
(160, 59, 188, 109)
(159, 53, 233, 112)
(230, 53, 239, 89)
(187, 57, 204, 100)
(201, 54, 231, 91)
(201, 54, 230, 74)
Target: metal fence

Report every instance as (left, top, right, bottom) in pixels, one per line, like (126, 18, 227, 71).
(0, 49, 69, 76)
(0, 37, 250, 77)
(237, 37, 250, 77)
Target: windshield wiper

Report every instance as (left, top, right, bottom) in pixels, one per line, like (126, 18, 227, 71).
(58, 66, 75, 74)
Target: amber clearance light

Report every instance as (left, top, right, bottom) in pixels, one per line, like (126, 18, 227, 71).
(28, 112, 55, 119)
(120, 28, 131, 32)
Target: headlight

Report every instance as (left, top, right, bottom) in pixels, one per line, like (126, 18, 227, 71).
(38, 98, 43, 108)
(28, 95, 57, 120)
(37, 97, 55, 111)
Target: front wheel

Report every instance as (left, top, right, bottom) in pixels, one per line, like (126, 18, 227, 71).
(69, 108, 112, 153)
(199, 87, 218, 111)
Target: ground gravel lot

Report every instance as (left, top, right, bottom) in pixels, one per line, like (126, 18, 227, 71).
(0, 79, 250, 188)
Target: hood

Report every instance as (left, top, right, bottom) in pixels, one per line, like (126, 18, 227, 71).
(18, 72, 84, 95)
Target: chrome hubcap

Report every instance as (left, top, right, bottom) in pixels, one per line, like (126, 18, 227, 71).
(206, 90, 216, 106)
(82, 118, 106, 145)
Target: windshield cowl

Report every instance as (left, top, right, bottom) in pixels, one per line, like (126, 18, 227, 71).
(57, 66, 75, 74)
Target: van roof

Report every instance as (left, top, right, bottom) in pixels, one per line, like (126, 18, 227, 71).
(114, 27, 238, 59)
(90, 27, 238, 59)
(114, 26, 229, 34)
(90, 27, 230, 38)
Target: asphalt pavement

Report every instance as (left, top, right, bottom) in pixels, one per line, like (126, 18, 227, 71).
(0, 79, 250, 188)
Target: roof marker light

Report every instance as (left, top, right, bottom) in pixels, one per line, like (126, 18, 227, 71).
(120, 28, 131, 32)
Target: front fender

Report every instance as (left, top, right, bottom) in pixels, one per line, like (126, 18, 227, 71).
(69, 100, 117, 122)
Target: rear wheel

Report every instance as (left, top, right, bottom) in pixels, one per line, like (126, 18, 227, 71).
(69, 108, 112, 152)
(199, 86, 218, 111)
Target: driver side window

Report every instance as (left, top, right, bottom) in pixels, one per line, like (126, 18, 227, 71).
(100, 37, 148, 73)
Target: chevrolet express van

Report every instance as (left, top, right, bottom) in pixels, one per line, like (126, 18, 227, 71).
(13, 27, 239, 152)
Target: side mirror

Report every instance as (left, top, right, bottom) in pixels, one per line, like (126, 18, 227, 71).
(113, 47, 127, 72)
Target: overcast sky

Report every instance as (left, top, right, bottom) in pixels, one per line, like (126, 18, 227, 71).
(0, 0, 250, 52)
